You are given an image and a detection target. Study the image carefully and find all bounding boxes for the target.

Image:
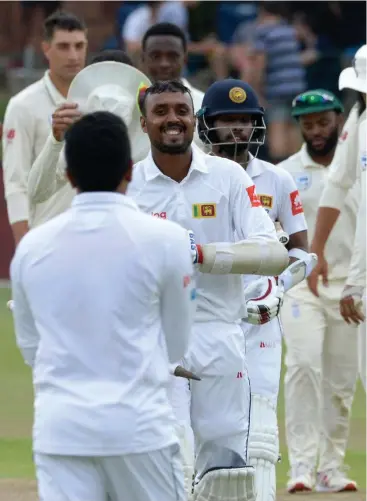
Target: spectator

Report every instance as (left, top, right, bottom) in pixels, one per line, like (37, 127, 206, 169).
(122, 1, 164, 60)
(243, 2, 306, 162)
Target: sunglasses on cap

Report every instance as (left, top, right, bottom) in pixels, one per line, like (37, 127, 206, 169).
(292, 92, 336, 108)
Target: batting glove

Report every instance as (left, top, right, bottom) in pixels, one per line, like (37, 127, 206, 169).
(244, 276, 284, 325)
(186, 229, 203, 265)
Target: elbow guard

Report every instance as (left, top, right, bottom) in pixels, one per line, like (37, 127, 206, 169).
(198, 240, 289, 276)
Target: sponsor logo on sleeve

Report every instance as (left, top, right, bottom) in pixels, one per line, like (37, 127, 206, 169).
(192, 203, 216, 218)
(246, 185, 262, 207)
(290, 190, 304, 215)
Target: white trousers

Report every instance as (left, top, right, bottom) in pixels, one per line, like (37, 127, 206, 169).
(34, 445, 185, 501)
(171, 321, 251, 479)
(241, 317, 283, 406)
(281, 282, 359, 472)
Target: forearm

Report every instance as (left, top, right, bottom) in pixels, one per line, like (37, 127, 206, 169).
(311, 206, 340, 253)
(197, 239, 289, 276)
(11, 220, 28, 247)
(28, 133, 65, 204)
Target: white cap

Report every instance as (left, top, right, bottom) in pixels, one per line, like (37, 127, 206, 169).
(339, 44, 367, 93)
(67, 61, 152, 163)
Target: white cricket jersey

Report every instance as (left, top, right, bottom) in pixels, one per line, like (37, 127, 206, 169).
(278, 142, 360, 282)
(10, 192, 195, 456)
(2, 71, 72, 227)
(246, 155, 308, 234)
(127, 145, 278, 324)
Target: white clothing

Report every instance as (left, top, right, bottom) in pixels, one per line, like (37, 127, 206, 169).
(122, 6, 155, 43)
(279, 140, 360, 471)
(2, 71, 69, 227)
(317, 105, 366, 286)
(279, 142, 360, 283)
(241, 156, 307, 401)
(10, 192, 195, 456)
(35, 444, 185, 501)
(128, 146, 278, 324)
(27, 81, 205, 223)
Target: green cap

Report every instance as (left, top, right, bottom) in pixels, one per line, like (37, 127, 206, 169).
(291, 89, 344, 118)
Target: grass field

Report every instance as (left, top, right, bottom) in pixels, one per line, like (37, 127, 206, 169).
(0, 286, 365, 500)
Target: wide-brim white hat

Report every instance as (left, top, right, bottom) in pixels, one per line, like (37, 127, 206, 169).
(339, 44, 367, 93)
(67, 61, 151, 163)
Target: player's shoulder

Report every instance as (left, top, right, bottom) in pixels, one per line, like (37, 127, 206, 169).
(7, 77, 46, 112)
(277, 150, 303, 172)
(13, 211, 71, 263)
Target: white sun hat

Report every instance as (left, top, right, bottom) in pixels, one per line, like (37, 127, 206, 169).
(67, 61, 152, 163)
(339, 44, 367, 93)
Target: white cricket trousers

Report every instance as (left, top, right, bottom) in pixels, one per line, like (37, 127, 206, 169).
(34, 445, 185, 501)
(172, 321, 250, 479)
(359, 297, 366, 391)
(281, 281, 359, 472)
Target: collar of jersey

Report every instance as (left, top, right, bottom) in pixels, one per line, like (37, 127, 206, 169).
(43, 70, 66, 106)
(72, 192, 139, 211)
(246, 153, 264, 178)
(144, 144, 209, 182)
(300, 143, 328, 169)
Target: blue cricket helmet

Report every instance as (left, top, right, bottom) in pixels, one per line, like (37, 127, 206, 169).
(197, 79, 266, 160)
(199, 79, 265, 118)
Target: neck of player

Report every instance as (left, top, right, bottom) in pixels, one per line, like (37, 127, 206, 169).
(307, 146, 336, 167)
(152, 147, 193, 183)
(49, 71, 71, 98)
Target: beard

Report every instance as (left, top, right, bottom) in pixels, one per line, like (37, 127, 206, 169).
(216, 141, 248, 160)
(152, 138, 192, 155)
(305, 127, 339, 157)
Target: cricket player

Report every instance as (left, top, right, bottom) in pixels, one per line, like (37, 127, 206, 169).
(27, 56, 151, 225)
(127, 79, 289, 501)
(311, 45, 366, 394)
(278, 89, 360, 493)
(141, 22, 205, 150)
(2, 11, 87, 243)
(11, 110, 196, 501)
(196, 79, 311, 501)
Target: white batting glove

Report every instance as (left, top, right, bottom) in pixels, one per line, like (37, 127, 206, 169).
(243, 276, 284, 325)
(7, 300, 14, 312)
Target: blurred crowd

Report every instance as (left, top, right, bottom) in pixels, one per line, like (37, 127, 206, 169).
(3, 0, 367, 162)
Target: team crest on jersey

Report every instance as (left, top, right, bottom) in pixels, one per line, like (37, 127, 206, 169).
(192, 203, 216, 218)
(293, 173, 311, 191)
(259, 194, 273, 211)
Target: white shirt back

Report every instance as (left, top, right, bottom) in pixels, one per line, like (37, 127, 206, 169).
(128, 146, 277, 324)
(10, 192, 195, 456)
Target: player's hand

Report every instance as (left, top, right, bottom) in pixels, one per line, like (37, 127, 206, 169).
(244, 276, 284, 325)
(340, 285, 365, 325)
(186, 230, 202, 264)
(52, 103, 82, 142)
(307, 252, 328, 297)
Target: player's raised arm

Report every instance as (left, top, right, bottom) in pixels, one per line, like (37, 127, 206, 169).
(28, 103, 80, 204)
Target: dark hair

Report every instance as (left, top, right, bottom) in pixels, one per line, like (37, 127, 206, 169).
(139, 80, 193, 116)
(65, 111, 131, 192)
(90, 50, 133, 66)
(43, 11, 86, 41)
(142, 22, 187, 52)
(260, 2, 290, 19)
